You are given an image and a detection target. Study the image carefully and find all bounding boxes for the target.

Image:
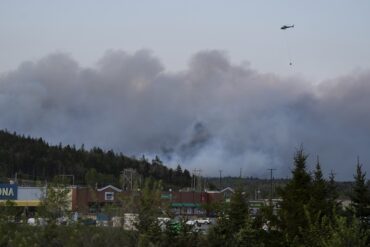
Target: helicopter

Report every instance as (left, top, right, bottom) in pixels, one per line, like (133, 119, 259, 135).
(281, 25, 294, 30)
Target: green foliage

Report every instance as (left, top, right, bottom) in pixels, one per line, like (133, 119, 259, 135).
(1, 132, 370, 246)
(84, 168, 103, 187)
(303, 209, 369, 247)
(307, 161, 330, 221)
(2, 224, 138, 247)
(135, 179, 163, 235)
(234, 217, 260, 247)
(207, 215, 235, 247)
(0, 200, 19, 220)
(350, 161, 370, 225)
(278, 152, 370, 246)
(0, 129, 191, 189)
(278, 148, 312, 242)
(326, 171, 340, 218)
(160, 218, 206, 247)
(228, 187, 249, 232)
(207, 186, 250, 246)
(38, 181, 70, 220)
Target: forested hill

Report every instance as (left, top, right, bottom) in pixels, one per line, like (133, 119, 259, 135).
(0, 129, 191, 188)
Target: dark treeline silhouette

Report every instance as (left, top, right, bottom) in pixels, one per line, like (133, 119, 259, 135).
(0, 130, 191, 188)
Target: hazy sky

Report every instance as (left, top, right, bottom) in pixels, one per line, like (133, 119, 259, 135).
(1, 1, 370, 180)
(1, 0, 370, 80)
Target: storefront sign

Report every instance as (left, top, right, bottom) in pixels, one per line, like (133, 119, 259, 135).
(0, 184, 18, 200)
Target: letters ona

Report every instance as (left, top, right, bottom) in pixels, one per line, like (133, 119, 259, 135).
(0, 187, 14, 196)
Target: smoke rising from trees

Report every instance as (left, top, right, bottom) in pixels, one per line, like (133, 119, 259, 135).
(0, 49, 369, 179)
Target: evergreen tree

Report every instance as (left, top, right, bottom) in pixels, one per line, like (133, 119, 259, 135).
(234, 217, 260, 247)
(0, 130, 193, 189)
(279, 147, 312, 242)
(350, 160, 370, 227)
(305, 210, 369, 247)
(175, 164, 183, 176)
(151, 155, 163, 166)
(326, 171, 340, 218)
(228, 186, 249, 233)
(308, 158, 328, 220)
(207, 186, 249, 246)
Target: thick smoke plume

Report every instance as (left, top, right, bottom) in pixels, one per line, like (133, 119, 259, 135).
(0, 50, 369, 180)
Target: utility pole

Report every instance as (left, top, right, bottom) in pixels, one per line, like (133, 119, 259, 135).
(267, 168, 276, 201)
(121, 168, 136, 191)
(219, 170, 222, 189)
(192, 169, 202, 191)
(191, 169, 197, 191)
(197, 169, 202, 191)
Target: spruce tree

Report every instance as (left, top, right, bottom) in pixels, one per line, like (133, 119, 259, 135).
(326, 171, 339, 218)
(279, 147, 312, 242)
(308, 158, 328, 220)
(228, 186, 249, 233)
(207, 186, 249, 246)
(350, 160, 370, 227)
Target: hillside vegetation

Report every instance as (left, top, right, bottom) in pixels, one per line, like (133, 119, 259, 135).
(0, 129, 191, 189)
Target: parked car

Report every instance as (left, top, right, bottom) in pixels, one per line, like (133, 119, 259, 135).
(196, 218, 211, 225)
(186, 219, 201, 227)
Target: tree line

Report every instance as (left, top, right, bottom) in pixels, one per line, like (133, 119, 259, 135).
(0, 130, 191, 189)
(0, 147, 369, 246)
(207, 148, 370, 246)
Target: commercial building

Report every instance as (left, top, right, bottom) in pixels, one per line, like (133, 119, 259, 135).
(0, 183, 234, 217)
(0, 183, 45, 207)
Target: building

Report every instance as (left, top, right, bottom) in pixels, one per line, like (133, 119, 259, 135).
(0, 183, 47, 216)
(160, 187, 235, 216)
(0, 182, 235, 218)
(71, 185, 128, 214)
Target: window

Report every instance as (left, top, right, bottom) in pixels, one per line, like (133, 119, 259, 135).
(105, 192, 114, 201)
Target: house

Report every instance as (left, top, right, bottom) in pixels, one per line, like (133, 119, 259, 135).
(71, 185, 127, 214)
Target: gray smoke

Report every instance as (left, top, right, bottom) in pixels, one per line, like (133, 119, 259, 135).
(0, 49, 369, 180)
